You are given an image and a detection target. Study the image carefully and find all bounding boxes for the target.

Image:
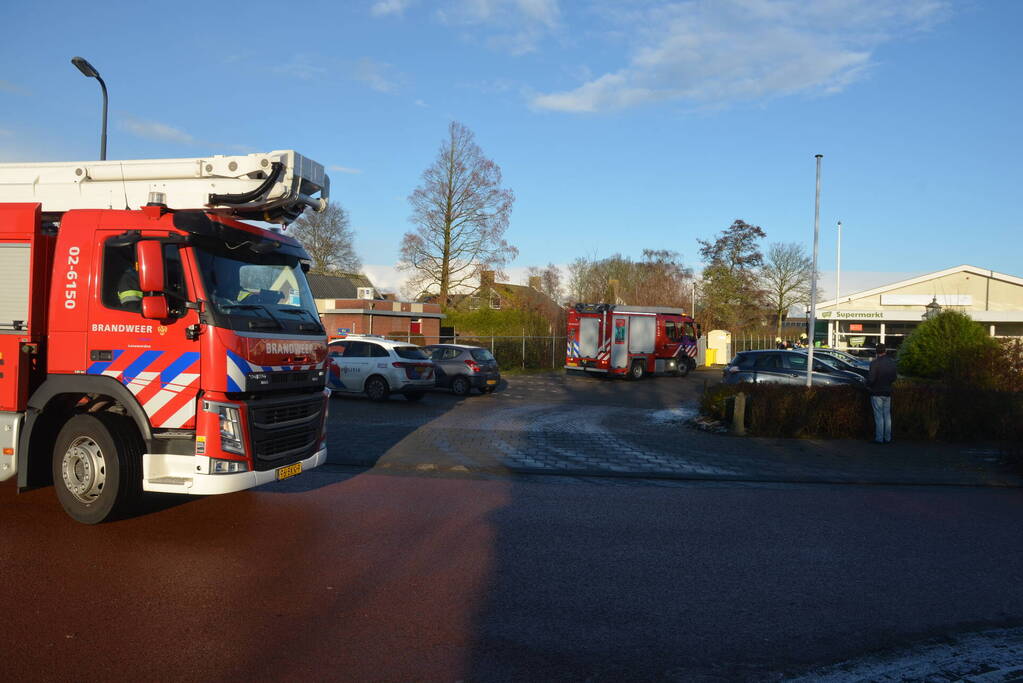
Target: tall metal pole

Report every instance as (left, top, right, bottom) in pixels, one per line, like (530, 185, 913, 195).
(835, 220, 841, 348)
(71, 56, 108, 160)
(98, 75, 108, 160)
(807, 154, 822, 387)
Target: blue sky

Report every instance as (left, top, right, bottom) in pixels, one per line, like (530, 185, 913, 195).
(2, 0, 1021, 295)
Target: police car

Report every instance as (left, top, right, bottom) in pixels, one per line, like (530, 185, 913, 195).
(327, 335, 435, 401)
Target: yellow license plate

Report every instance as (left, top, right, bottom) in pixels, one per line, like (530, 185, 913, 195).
(276, 462, 302, 481)
(486, 379, 497, 385)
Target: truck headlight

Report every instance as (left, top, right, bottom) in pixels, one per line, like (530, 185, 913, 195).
(204, 401, 245, 454)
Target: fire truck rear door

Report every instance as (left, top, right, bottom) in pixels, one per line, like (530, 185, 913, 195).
(579, 316, 599, 358)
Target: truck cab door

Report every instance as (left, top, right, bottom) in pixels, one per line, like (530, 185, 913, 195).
(86, 235, 202, 429)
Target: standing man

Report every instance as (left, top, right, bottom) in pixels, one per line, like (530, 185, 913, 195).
(867, 343, 898, 444)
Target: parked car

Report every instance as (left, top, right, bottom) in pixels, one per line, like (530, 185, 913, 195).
(327, 336, 435, 401)
(423, 344, 501, 395)
(722, 350, 865, 386)
(796, 349, 869, 379)
(814, 348, 871, 372)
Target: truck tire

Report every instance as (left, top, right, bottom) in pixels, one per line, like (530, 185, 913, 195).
(365, 376, 389, 402)
(677, 357, 691, 377)
(52, 412, 143, 525)
(451, 376, 471, 396)
(629, 361, 645, 381)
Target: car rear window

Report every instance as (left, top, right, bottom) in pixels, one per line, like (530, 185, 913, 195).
(470, 349, 495, 362)
(394, 346, 429, 360)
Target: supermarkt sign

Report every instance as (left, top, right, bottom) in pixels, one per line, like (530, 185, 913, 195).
(819, 311, 883, 320)
(818, 310, 922, 321)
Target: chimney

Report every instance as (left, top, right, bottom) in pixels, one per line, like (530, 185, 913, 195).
(608, 278, 621, 304)
(383, 292, 397, 301)
(528, 276, 542, 290)
(480, 270, 496, 289)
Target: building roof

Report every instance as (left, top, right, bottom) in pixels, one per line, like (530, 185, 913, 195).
(306, 272, 375, 299)
(818, 264, 1023, 309)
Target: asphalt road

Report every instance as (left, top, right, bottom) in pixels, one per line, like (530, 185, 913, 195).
(2, 372, 1022, 681)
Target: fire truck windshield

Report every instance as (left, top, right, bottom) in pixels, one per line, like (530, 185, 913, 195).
(195, 248, 323, 336)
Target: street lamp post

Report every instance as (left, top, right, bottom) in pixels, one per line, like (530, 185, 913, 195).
(807, 154, 823, 388)
(71, 56, 108, 160)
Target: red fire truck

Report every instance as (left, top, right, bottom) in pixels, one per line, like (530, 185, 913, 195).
(0, 151, 331, 523)
(565, 303, 700, 379)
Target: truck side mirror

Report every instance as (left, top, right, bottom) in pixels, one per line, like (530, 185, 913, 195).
(136, 241, 165, 292)
(141, 295, 169, 320)
(696, 323, 702, 339)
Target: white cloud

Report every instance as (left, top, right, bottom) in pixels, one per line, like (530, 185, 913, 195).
(273, 54, 328, 81)
(329, 165, 363, 174)
(353, 57, 399, 93)
(120, 117, 196, 144)
(0, 80, 30, 95)
(437, 0, 561, 55)
(371, 0, 414, 17)
(532, 0, 949, 112)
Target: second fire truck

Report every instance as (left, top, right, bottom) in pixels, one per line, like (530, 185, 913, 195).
(565, 303, 700, 379)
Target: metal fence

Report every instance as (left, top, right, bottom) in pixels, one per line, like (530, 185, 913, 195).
(383, 333, 569, 370)
(731, 333, 805, 353)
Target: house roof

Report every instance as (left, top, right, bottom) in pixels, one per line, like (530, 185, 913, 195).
(818, 265, 1023, 308)
(307, 272, 375, 299)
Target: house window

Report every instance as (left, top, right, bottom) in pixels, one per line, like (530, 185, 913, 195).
(469, 296, 481, 310)
(357, 287, 375, 300)
(490, 295, 501, 310)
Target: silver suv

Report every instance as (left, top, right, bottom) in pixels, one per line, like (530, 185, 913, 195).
(327, 336, 435, 401)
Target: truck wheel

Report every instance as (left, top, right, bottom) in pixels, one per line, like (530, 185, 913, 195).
(451, 376, 471, 396)
(629, 361, 645, 381)
(677, 358, 691, 377)
(365, 376, 389, 402)
(52, 413, 143, 525)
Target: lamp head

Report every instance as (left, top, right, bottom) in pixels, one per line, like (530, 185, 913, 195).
(71, 56, 99, 79)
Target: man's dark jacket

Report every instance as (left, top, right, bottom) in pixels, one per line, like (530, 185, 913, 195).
(867, 354, 898, 397)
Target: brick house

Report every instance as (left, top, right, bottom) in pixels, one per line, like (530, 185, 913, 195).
(308, 272, 445, 342)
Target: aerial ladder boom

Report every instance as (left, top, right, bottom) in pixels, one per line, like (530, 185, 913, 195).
(0, 150, 329, 223)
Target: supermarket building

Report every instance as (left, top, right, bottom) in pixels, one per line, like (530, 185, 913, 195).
(815, 265, 1023, 350)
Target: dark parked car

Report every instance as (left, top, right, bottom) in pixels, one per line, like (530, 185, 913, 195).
(795, 349, 869, 379)
(723, 350, 865, 386)
(423, 344, 501, 395)
(813, 348, 870, 373)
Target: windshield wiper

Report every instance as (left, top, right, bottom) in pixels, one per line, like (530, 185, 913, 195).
(220, 303, 284, 330)
(275, 308, 324, 332)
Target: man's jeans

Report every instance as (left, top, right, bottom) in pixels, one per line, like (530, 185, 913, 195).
(871, 395, 892, 442)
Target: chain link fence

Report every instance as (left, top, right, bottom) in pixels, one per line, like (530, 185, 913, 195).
(383, 333, 568, 370)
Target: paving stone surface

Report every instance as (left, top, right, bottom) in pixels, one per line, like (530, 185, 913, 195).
(325, 369, 1022, 487)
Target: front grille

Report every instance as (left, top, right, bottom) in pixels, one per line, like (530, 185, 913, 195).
(247, 395, 324, 471)
(250, 397, 321, 427)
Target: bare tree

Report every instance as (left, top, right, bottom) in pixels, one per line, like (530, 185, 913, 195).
(761, 242, 814, 337)
(287, 204, 361, 275)
(564, 250, 692, 307)
(399, 121, 516, 303)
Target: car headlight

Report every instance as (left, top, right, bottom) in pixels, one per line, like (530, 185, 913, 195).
(204, 401, 245, 454)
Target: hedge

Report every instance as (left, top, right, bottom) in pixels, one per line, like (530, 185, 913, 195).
(701, 382, 1023, 442)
